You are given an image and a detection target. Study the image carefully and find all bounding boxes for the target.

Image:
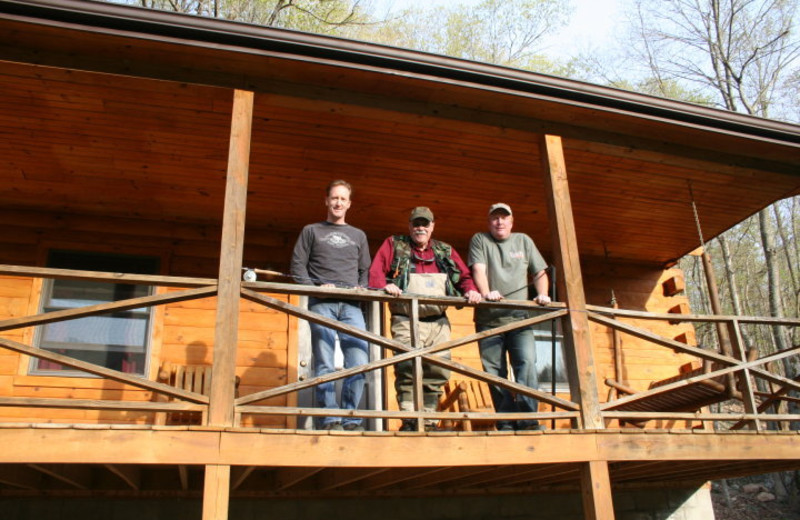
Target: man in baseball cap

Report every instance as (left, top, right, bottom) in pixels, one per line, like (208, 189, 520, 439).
(469, 202, 550, 431)
(369, 206, 481, 431)
(409, 206, 435, 222)
(487, 202, 512, 216)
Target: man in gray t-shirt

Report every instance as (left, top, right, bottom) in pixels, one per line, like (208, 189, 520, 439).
(290, 180, 370, 431)
(469, 202, 550, 431)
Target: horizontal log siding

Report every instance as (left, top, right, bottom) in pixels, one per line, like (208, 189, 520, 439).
(0, 210, 294, 426)
(583, 260, 697, 398)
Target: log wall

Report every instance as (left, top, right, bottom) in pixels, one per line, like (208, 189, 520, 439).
(0, 209, 295, 426)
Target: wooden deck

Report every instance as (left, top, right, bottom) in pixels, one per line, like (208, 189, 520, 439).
(1, 264, 799, 519)
(1, 2, 799, 517)
(0, 424, 798, 497)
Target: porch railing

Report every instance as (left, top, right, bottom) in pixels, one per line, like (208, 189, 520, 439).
(0, 263, 798, 432)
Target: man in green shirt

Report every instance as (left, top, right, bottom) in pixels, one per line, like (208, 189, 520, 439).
(469, 203, 550, 431)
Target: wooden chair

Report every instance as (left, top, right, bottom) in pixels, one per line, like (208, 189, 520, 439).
(437, 379, 496, 431)
(153, 362, 240, 426)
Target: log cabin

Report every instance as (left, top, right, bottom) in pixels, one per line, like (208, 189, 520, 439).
(0, 0, 799, 519)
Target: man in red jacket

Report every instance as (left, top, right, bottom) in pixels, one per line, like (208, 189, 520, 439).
(369, 207, 481, 431)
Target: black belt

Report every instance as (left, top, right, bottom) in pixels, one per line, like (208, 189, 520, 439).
(394, 314, 445, 322)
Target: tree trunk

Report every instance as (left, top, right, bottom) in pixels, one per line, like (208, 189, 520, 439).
(758, 209, 800, 432)
(718, 235, 767, 394)
(759, 210, 792, 358)
(773, 200, 800, 345)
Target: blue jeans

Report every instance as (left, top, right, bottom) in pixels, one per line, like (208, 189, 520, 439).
(309, 298, 369, 428)
(477, 324, 540, 430)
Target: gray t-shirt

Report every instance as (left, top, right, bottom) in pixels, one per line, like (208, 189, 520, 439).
(468, 231, 547, 326)
(290, 221, 370, 288)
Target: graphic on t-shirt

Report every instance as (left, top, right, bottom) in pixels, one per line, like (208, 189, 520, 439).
(322, 231, 356, 249)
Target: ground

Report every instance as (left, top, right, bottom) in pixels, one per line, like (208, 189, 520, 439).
(711, 478, 800, 520)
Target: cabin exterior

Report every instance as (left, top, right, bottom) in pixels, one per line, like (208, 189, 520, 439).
(0, 1, 799, 519)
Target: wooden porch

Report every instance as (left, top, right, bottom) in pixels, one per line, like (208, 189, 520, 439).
(0, 264, 799, 515)
(1, 1, 800, 518)
(1, 426, 798, 498)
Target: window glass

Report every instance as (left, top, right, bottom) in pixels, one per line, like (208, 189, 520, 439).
(532, 320, 568, 392)
(34, 250, 159, 376)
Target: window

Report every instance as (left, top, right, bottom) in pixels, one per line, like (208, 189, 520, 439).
(33, 250, 159, 376)
(532, 320, 568, 392)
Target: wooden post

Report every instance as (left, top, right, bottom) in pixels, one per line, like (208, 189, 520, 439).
(610, 292, 622, 397)
(730, 318, 761, 431)
(203, 464, 231, 520)
(701, 251, 737, 396)
(610, 293, 624, 427)
(541, 135, 611, 519)
(580, 461, 616, 520)
(368, 300, 384, 432)
(411, 298, 424, 431)
(209, 89, 254, 428)
(540, 134, 604, 430)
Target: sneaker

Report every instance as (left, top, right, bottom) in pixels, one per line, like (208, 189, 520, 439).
(342, 423, 364, 431)
(399, 419, 417, 431)
(496, 423, 515, 431)
(322, 422, 343, 431)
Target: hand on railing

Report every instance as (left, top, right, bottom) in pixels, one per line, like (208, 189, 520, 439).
(383, 283, 403, 296)
(464, 290, 482, 304)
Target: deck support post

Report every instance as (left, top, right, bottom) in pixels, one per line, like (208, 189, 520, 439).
(541, 135, 612, 519)
(208, 89, 254, 429)
(203, 88, 253, 520)
(539, 134, 604, 430)
(203, 464, 232, 520)
(580, 461, 615, 520)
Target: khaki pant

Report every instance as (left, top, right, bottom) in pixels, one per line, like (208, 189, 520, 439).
(391, 314, 451, 417)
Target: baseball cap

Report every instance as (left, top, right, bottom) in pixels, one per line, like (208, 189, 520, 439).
(409, 206, 434, 222)
(488, 203, 512, 216)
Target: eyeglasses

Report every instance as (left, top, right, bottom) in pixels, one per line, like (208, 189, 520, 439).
(412, 253, 435, 263)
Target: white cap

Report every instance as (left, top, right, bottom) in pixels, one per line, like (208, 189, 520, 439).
(488, 202, 512, 216)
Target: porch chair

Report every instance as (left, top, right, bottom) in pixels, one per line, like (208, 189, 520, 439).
(437, 378, 496, 431)
(153, 362, 240, 426)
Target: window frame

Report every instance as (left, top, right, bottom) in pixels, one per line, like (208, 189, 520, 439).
(30, 250, 160, 377)
(532, 320, 569, 394)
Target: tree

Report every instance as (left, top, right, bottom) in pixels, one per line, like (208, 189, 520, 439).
(127, 0, 375, 33)
(112, 0, 575, 74)
(625, 0, 800, 118)
(351, 0, 573, 74)
(627, 0, 800, 350)
(629, 0, 800, 497)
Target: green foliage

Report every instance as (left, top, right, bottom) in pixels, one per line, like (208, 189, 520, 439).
(347, 0, 572, 73)
(679, 195, 800, 357)
(607, 77, 715, 105)
(129, 0, 373, 33)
